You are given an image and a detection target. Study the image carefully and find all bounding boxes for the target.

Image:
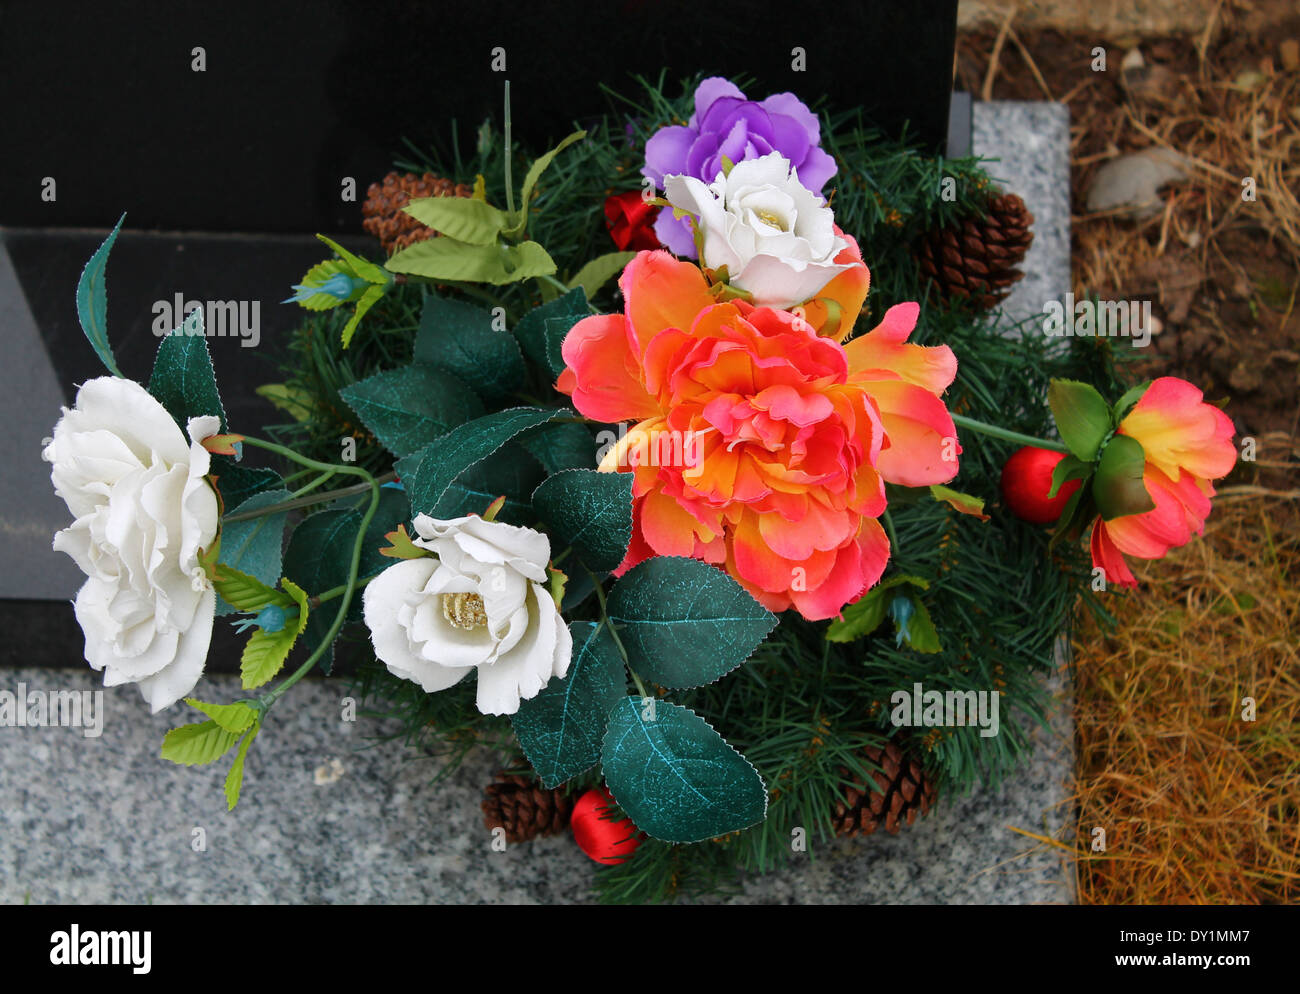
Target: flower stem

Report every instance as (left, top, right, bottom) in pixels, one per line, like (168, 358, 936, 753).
(585, 565, 647, 699)
(503, 80, 515, 216)
(289, 471, 337, 501)
(223, 472, 397, 522)
(236, 436, 383, 710)
(950, 413, 1070, 454)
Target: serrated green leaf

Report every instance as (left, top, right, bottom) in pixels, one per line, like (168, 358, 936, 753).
(75, 213, 127, 378)
(532, 469, 632, 572)
(147, 308, 227, 433)
(224, 723, 260, 810)
(292, 259, 357, 311)
(513, 287, 589, 378)
(1048, 379, 1112, 461)
(606, 557, 776, 689)
(240, 579, 309, 689)
(427, 441, 543, 525)
(503, 131, 588, 238)
(601, 696, 767, 843)
(900, 597, 942, 653)
(1112, 380, 1153, 424)
(396, 407, 565, 516)
(339, 363, 483, 458)
(511, 622, 627, 788)
(184, 698, 257, 735)
(414, 294, 525, 401)
(213, 563, 293, 614)
(825, 574, 930, 643)
(316, 234, 388, 285)
(209, 461, 281, 511)
(256, 383, 318, 422)
(1092, 433, 1156, 521)
(340, 282, 387, 348)
(282, 508, 364, 669)
(215, 489, 291, 615)
(929, 484, 989, 520)
(567, 251, 635, 298)
(161, 720, 241, 766)
(517, 420, 597, 473)
(385, 237, 557, 286)
(402, 196, 510, 245)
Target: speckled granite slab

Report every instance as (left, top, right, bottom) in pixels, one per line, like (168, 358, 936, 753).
(0, 102, 1077, 905)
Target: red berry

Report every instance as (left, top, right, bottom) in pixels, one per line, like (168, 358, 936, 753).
(570, 787, 642, 865)
(1000, 446, 1081, 524)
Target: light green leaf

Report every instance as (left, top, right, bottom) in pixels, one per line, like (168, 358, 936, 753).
(224, 723, 260, 811)
(402, 196, 510, 246)
(75, 213, 127, 378)
(510, 622, 627, 788)
(825, 574, 930, 643)
(385, 237, 557, 286)
(340, 283, 387, 349)
(1048, 379, 1112, 461)
(239, 579, 310, 689)
(601, 696, 767, 843)
(606, 557, 776, 689)
(929, 484, 989, 520)
(532, 469, 633, 572)
(256, 383, 318, 422)
(503, 130, 588, 238)
(161, 720, 241, 767)
(1111, 380, 1153, 424)
(183, 698, 257, 735)
(900, 597, 942, 653)
(567, 251, 635, 298)
(339, 363, 484, 457)
(316, 233, 388, 285)
(1047, 454, 1093, 499)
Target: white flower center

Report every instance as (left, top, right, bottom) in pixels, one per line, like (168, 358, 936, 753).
(442, 591, 488, 631)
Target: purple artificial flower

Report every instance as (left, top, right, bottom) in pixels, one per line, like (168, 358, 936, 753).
(642, 77, 837, 257)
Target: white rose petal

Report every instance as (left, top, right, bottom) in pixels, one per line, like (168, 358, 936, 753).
(663, 151, 854, 309)
(45, 376, 220, 713)
(361, 512, 572, 716)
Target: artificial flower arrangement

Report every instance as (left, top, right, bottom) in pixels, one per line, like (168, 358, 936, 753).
(43, 75, 1238, 902)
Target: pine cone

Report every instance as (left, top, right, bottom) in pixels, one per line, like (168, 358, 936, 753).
(832, 740, 937, 837)
(915, 192, 1034, 310)
(481, 769, 575, 844)
(361, 171, 475, 256)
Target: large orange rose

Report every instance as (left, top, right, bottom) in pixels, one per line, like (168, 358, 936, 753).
(556, 250, 958, 620)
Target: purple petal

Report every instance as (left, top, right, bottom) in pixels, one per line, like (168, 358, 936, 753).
(654, 210, 698, 258)
(685, 133, 721, 181)
(765, 111, 811, 170)
(711, 119, 751, 178)
(643, 125, 697, 186)
(795, 145, 837, 194)
(698, 95, 747, 134)
(693, 77, 746, 126)
(759, 92, 821, 144)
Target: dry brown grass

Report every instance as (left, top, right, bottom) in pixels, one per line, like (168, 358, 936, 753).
(1071, 495, 1300, 904)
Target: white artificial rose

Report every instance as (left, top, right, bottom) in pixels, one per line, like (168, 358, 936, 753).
(362, 512, 573, 716)
(43, 377, 221, 713)
(663, 150, 854, 309)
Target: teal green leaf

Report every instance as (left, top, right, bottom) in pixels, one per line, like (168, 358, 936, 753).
(513, 288, 588, 378)
(161, 720, 241, 766)
(224, 723, 260, 811)
(215, 488, 291, 615)
(532, 469, 632, 572)
(427, 441, 543, 525)
(414, 294, 525, 402)
(510, 622, 627, 788)
(1048, 379, 1112, 461)
(601, 697, 767, 843)
(339, 363, 484, 457)
(183, 698, 257, 735)
(340, 282, 387, 348)
(240, 578, 309, 689)
(148, 308, 228, 432)
(504, 130, 587, 238)
(283, 508, 365, 669)
(1092, 433, 1155, 521)
(517, 421, 597, 473)
(74, 213, 126, 378)
(567, 251, 635, 298)
(395, 407, 565, 516)
(606, 557, 776, 689)
(210, 461, 282, 511)
(402, 196, 510, 245)
(385, 237, 557, 286)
